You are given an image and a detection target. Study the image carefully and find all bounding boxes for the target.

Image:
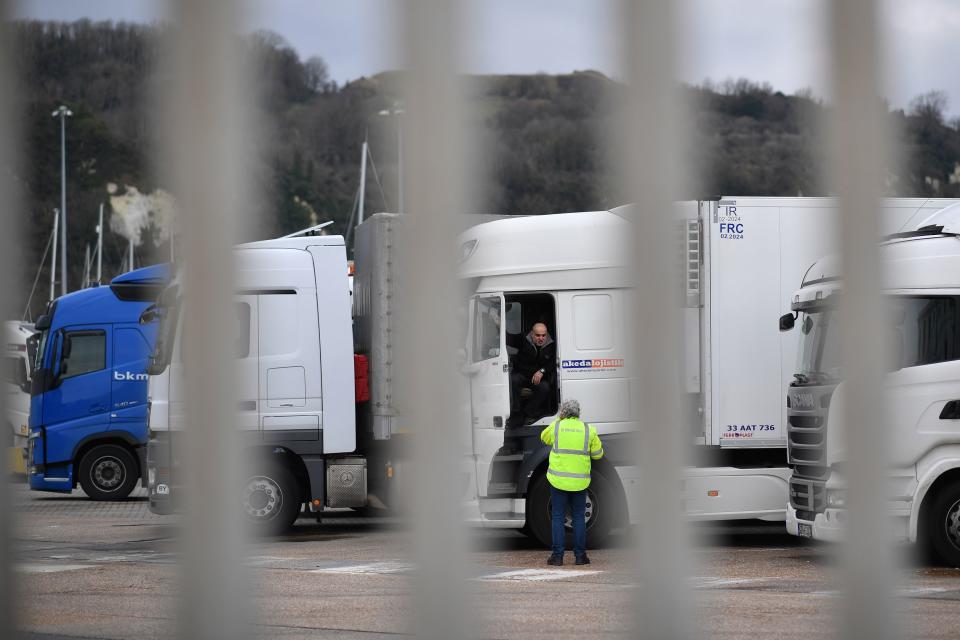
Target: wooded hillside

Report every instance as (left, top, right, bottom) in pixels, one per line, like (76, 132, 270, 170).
(10, 20, 960, 314)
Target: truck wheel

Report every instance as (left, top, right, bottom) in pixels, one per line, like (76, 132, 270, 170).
(927, 481, 960, 567)
(241, 465, 301, 535)
(78, 444, 139, 501)
(526, 472, 614, 550)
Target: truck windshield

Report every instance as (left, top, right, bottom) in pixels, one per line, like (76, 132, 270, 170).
(796, 309, 842, 384)
(148, 285, 181, 375)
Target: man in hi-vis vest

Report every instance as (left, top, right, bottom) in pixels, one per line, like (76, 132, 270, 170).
(540, 398, 603, 565)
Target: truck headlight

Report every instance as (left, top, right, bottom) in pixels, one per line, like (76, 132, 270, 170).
(826, 489, 846, 508)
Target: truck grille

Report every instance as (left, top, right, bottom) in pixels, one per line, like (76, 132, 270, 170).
(786, 384, 837, 477)
(789, 477, 825, 514)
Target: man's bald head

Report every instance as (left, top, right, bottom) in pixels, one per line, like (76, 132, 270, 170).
(531, 323, 549, 346)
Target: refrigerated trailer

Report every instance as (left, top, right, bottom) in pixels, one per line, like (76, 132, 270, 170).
(147, 198, 959, 541)
(783, 202, 960, 565)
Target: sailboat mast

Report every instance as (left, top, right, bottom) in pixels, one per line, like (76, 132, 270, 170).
(97, 203, 103, 284)
(49, 210, 59, 302)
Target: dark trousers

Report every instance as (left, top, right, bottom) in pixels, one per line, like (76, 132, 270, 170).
(510, 372, 551, 420)
(550, 485, 587, 557)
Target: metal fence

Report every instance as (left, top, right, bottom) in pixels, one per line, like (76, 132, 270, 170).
(0, 0, 907, 638)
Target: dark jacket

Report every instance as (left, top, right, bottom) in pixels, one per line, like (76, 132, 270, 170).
(512, 331, 556, 384)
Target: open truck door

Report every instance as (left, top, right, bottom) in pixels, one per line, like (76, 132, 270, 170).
(465, 294, 510, 497)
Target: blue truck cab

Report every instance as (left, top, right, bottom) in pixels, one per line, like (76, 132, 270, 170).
(27, 264, 171, 499)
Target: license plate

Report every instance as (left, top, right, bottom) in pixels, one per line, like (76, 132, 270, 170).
(798, 523, 813, 538)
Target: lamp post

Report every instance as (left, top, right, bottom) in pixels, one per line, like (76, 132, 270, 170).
(52, 105, 72, 295)
(377, 103, 405, 213)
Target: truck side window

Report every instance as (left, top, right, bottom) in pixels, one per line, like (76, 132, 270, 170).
(61, 331, 106, 379)
(3, 356, 24, 385)
(235, 302, 251, 358)
(893, 296, 960, 368)
(472, 297, 501, 363)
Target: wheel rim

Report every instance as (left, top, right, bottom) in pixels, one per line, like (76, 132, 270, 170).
(242, 475, 283, 521)
(91, 456, 126, 492)
(548, 491, 597, 531)
(944, 497, 960, 551)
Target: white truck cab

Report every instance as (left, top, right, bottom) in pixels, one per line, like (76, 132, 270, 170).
(146, 234, 360, 531)
(784, 203, 960, 564)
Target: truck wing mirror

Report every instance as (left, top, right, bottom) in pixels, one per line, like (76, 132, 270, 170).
(140, 303, 160, 325)
(35, 314, 51, 331)
(779, 312, 796, 332)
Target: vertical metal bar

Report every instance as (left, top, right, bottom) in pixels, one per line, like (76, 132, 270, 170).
(0, 3, 23, 637)
(164, 1, 253, 638)
(399, 1, 472, 638)
(617, 1, 694, 638)
(827, 2, 898, 639)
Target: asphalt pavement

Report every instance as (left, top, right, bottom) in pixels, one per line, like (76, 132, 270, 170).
(9, 480, 960, 639)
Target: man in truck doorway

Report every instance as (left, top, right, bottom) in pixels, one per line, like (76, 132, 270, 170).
(507, 322, 556, 427)
(540, 399, 604, 565)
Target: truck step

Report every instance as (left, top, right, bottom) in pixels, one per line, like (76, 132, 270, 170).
(487, 482, 518, 496)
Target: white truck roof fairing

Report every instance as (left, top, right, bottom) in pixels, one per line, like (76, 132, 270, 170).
(792, 202, 960, 305)
(916, 201, 960, 234)
(457, 210, 633, 293)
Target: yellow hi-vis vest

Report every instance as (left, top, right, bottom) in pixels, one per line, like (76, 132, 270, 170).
(540, 418, 604, 492)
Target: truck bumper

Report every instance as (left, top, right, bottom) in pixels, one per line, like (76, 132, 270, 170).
(786, 503, 844, 542)
(27, 468, 73, 492)
(146, 431, 177, 515)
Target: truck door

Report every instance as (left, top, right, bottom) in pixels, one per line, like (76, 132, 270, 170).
(465, 294, 509, 496)
(111, 327, 153, 430)
(257, 291, 319, 441)
(42, 326, 112, 464)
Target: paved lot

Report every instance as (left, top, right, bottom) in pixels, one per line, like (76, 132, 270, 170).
(9, 480, 960, 639)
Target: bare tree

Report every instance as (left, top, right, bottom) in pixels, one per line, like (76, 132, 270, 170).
(304, 56, 330, 93)
(909, 90, 948, 125)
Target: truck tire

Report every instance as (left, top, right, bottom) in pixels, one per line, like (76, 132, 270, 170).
(242, 465, 301, 535)
(526, 472, 614, 550)
(78, 444, 139, 501)
(927, 480, 960, 567)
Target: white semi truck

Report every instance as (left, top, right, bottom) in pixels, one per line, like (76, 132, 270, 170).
(782, 203, 960, 565)
(456, 197, 958, 546)
(146, 197, 958, 543)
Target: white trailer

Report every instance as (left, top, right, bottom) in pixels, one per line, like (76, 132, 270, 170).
(783, 203, 960, 565)
(456, 197, 960, 547)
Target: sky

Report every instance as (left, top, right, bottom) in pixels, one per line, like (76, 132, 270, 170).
(13, 0, 960, 117)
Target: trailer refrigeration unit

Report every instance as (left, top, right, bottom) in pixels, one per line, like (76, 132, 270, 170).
(783, 203, 960, 565)
(27, 265, 171, 499)
(147, 198, 957, 540)
(457, 197, 959, 547)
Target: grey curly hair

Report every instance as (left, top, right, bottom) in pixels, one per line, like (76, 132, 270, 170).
(559, 398, 581, 419)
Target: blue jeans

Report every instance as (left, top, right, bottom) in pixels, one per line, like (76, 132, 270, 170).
(550, 486, 587, 557)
